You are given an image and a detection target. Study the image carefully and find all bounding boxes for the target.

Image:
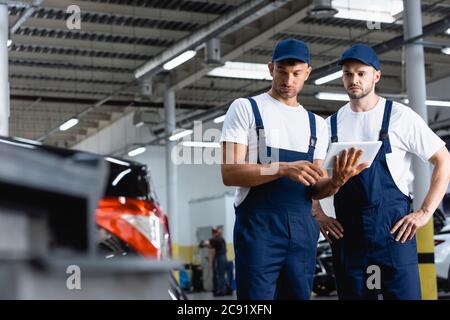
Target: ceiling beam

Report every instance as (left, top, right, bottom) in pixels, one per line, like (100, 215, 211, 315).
(167, 0, 311, 92)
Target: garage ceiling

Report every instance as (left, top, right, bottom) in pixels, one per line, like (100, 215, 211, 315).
(6, 0, 450, 147)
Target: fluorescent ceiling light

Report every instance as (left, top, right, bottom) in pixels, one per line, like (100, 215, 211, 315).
(213, 114, 226, 124)
(135, 121, 144, 128)
(169, 129, 193, 141)
(401, 98, 450, 108)
(7, 39, 12, 47)
(105, 157, 130, 167)
(12, 137, 42, 145)
(59, 118, 79, 131)
(314, 70, 343, 85)
(182, 141, 221, 148)
(332, 0, 403, 23)
(315, 92, 349, 101)
(446, 28, 450, 35)
(441, 47, 450, 55)
(208, 61, 272, 80)
(317, 94, 450, 107)
(128, 147, 146, 157)
(426, 100, 450, 107)
(0, 139, 36, 149)
(163, 50, 197, 71)
(112, 168, 132, 186)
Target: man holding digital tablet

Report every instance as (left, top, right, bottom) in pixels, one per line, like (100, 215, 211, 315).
(313, 44, 450, 300)
(220, 39, 368, 300)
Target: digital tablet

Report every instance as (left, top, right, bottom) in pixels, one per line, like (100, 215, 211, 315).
(322, 141, 383, 169)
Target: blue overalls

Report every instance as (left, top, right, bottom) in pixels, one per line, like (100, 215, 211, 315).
(330, 100, 422, 300)
(233, 97, 320, 300)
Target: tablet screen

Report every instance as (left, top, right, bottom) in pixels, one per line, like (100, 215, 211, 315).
(322, 141, 382, 169)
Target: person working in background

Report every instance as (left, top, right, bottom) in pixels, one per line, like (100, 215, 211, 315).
(209, 227, 228, 296)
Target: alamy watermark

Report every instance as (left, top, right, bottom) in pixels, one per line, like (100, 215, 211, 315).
(66, 265, 81, 290)
(66, 5, 81, 30)
(366, 264, 381, 290)
(170, 121, 280, 175)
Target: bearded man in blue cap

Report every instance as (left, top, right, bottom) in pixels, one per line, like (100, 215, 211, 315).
(220, 39, 368, 300)
(314, 43, 450, 299)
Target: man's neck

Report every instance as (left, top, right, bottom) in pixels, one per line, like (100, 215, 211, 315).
(267, 89, 298, 107)
(349, 93, 380, 112)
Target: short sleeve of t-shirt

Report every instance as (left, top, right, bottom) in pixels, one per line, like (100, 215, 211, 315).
(220, 98, 253, 146)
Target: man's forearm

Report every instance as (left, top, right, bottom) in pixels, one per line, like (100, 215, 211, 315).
(312, 199, 327, 217)
(420, 159, 450, 217)
(221, 162, 286, 187)
(311, 177, 340, 200)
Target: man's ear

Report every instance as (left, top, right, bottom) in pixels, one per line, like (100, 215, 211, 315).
(304, 65, 313, 81)
(374, 70, 381, 84)
(268, 62, 274, 77)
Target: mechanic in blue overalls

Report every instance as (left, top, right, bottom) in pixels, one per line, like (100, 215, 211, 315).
(314, 44, 450, 299)
(220, 39, 368, 300)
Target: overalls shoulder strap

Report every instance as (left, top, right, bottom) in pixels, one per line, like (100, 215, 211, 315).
(307, 111, 317, 159)
(247, 97, 268, 163)
(247, 97, 264, 139)
(330, 112, 338, 143)
(379, 99, 393, 153)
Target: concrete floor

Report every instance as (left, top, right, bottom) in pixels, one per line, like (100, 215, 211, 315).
(186, 291, 338, 300)
(186, 290, 450, 300)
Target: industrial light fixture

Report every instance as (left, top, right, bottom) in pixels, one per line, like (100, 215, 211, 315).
(315, 92, 349, 101)
(0, 139, 36, 149)
(128, 147, 146, 157)
(441, 47, 450, 55)
(105, 157, 130, 167)
(308, 0, 338, 19)
(59, 118, 79, 131)
(181, 141, 221, 148)
(314, 70, 343, 85)
(12, 136, 42, 145)
(426, 100, 450, 107)
(403, 98, 450, 108)
(168, 129, 193, 141)
(213, 114, 226, 124)
(208, 62, 272, 80)
(332, 0, 403, 23)
(112, 168, 132, 186)
(162, 50, 197, 71)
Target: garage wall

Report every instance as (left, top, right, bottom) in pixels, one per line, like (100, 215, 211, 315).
(74, 112, 154, 155)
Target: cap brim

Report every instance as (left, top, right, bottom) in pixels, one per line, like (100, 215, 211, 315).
(338, 57, 379, 70)
(273, 54, 309, 63)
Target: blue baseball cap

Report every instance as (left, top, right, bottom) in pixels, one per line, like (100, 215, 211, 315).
(338, 44, 381, 70)
(272, 39, 310, 64)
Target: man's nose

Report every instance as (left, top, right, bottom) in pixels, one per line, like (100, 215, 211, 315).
(284, 73, 295, 85)
(351, 76, 360, 84)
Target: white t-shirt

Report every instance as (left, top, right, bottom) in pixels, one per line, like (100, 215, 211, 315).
(220, 92, 329, 206)
(326, 97, 445, 197)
